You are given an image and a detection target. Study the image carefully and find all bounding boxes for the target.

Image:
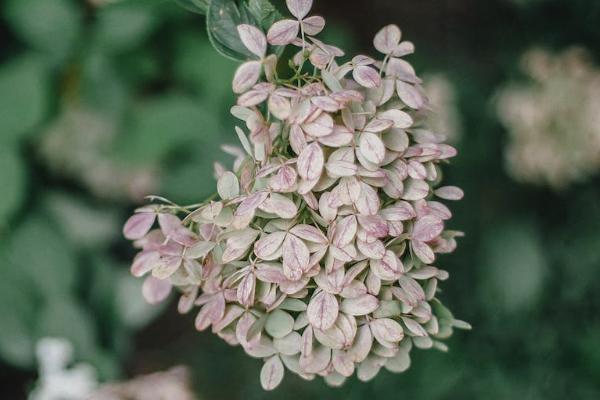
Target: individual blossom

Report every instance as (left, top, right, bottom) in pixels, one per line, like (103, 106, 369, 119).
(496, 47, 600, 189)
(123, 1, 469, 391)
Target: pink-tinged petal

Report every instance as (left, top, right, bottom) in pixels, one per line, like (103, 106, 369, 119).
(402, 317, 428, 337)
(332, 215, 357, 247)
(235, 191, 269, 217)
(307, 290, 339, 330)
(142, 276, 172, 304)
(355, 183, 380, 215)
(393, 40, 415, 57)
(340, 294, 379, 316)
(371, 250, 402, 280)
(326, 160, 357, 178)
(270, 165, 297, 192)
(267, 19, 299, 45)
(348, 324, 373, 363)
(398, 275, 426, 306)
(259, 193, 298, 219)
(359, 132, 386, 164)
(302, 15, 325, 35)
(357, 215, 388, 238)
(412, 215, 444, 242)
(286, 0, 312, 20)
(237, 24, 267, 58)
(411, 240, 435, 264)
(319, 192, 338, 222)
(378, 109, 413, 129)
(255, 263, 287, 283)
(300, 344, 331, 374)
(434, 186, 464, 200)
(318, 125, 353, 147)
(386, 58, 419, 83)
(357, 238, 385, 259)
(401, 178, 429, 201)
(289, 224, 328, 244)
(427, 201, 452, 220)
(232, 61, 261, 94)
(237, 273, 256, 307)
(268, 94, 292, 120)
(407, 160, 427, 180)
(311, 96, 340, 112)
(282, 234, 310, 280)
(255, 231, 287, 259)
(353, 65, 381, 88)
(396, 80, 426, 109)
(238, 88, 270, 107)
(364, 118, 394, 133)
(157, 214, 197, 246)
(297, 142, 324, 180)
(123, 212, 156, 240)
(373, 24, 401, 54)
(332, 350, 355, 377)
(353, 55, 376, 66)
(370, 318, 404, 344)
(303, 113, 334, 137)
(301, 325, 314, 357)
(289, 124, 307, 155)
(152, 255, 182, 279)
(302, 191, 319, 210)
(380, 201, 416, 221)
(131, 251, 160, 277)
(261, 355, 285, 391)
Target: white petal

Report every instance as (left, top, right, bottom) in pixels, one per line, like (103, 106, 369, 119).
(217, 171, 240, 200)
(267, 19, 299, 45)
(353, 65, 381, 88)
(307, 290, 339, 330)
(373, 24, 401, 54)
(237, 24, 267, 58)
(232, 61, 261, 94)
(260, 355, 285, 391)
(123, 212, 156, 240)
(142, 276, 171, 304)
(282, 234, 310, 280)
(359, 132, 386, 164)
(286, 0, 313, 20)
(302, 15, 326, 36)
(412, 215, 444, 242)
(297, 142, 324, 180)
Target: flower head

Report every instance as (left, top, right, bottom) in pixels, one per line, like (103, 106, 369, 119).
(124, 1, 468, 390)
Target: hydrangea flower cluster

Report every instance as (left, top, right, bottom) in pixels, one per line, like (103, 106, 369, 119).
(123, 0, 468, 390)
(496, 47, 600, 189)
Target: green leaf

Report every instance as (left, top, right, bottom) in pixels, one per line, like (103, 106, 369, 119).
(3, 0, 82, 62)
(174, 0, 211, 14)
(94, 1, 160, 53)
(7, 216, 78, 298)
(36, 297, 99, 363)
(0, 147, 26, 227)
(0, 247, 37, 367)
(115, 95, 221, 164)
(0, 55, 49, 145)
(208, 0, 257, 61)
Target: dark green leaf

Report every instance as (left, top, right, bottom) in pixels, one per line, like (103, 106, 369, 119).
(0, 147, 26, 227)
(0, 55, 49, 144)
(3, 0, 82, 62)
(174, 0, 211, 14)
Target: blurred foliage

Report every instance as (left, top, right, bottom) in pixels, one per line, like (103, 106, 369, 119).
(0, 0, 599, 398)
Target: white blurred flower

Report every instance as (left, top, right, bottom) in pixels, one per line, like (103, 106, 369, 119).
(29, 338, 98, 400)
(423, 74, 462, 143)
(496, 47, 600, 189)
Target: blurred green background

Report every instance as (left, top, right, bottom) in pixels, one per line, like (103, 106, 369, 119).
(1, 0, 599, 398)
